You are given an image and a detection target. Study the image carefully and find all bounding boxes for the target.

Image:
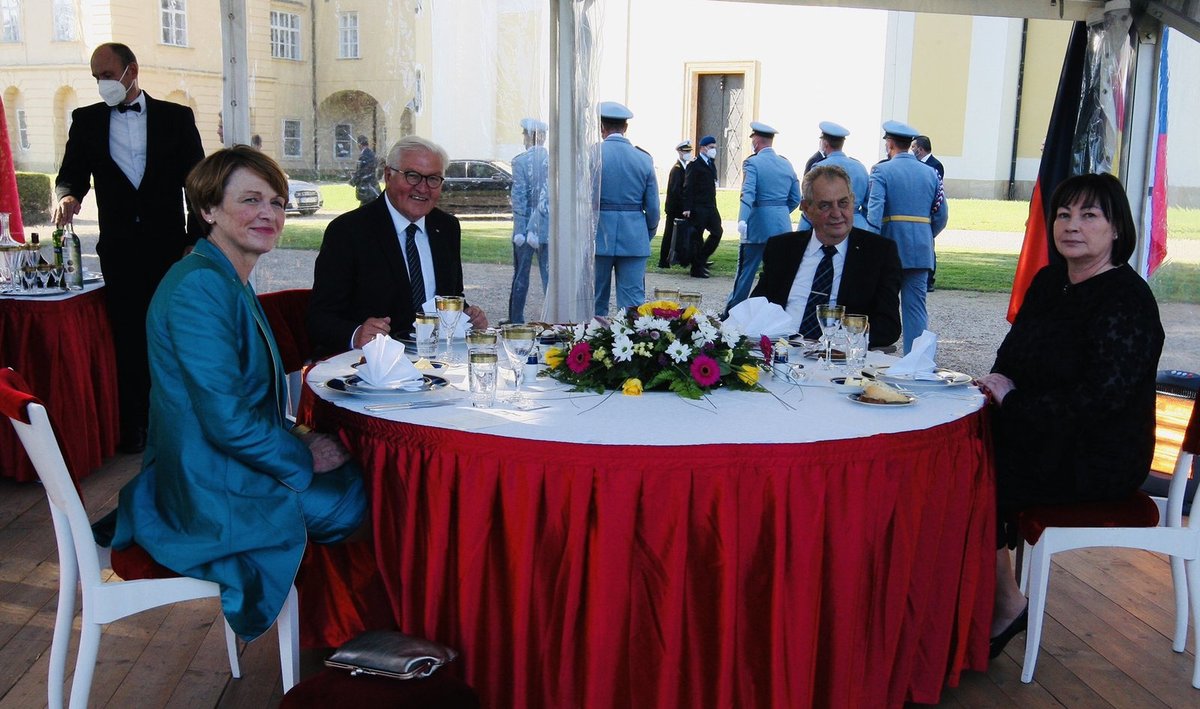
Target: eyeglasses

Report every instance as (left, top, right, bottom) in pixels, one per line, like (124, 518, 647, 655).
(387, 166, 445, 189)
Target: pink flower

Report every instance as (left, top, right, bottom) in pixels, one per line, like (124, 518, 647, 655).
(690, 354, 721, 387)
(653, 307, 683, 320)
(759, 335, 772, 361)
(567, 341, 592, 373)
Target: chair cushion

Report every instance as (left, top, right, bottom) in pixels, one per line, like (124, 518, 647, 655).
(280, 668, 480, 708)
(1017, 491, 1161, 546)
(258, 289, 313, 374)
(0, 368, 38, 423)
(111, 542, 181, 580)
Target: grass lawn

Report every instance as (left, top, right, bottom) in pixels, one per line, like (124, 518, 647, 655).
(278, 184, 1199, 303)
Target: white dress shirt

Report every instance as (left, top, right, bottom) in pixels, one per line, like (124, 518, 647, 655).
(108, 91, 147, 189)
(784, 236, 847, 330)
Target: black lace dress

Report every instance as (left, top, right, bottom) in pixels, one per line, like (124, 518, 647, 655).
(991, 263, 1164, 547)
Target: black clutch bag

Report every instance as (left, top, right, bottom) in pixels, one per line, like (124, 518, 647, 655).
(325, 630, 459, 680)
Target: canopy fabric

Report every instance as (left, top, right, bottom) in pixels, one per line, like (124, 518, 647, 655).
(0, 96, 26, 242)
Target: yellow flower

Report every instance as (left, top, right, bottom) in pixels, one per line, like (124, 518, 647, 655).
(622, 378, 644, 396)
(736, 363, 759, 386)
(681, 306, 699, 320)
(636, 300, 677, 316)
(544, 347, 564, 369)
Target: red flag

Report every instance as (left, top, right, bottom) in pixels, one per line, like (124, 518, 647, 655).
(0, 95, 26, 241)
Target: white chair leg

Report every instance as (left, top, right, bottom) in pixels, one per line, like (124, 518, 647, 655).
(1169, 554, 1188, 653)
(1185, 557, 1200, 690)
(277, 585, 300, 692)
(223, 617, 242, 678)
(68, 620, 103, 709)
(47, 557, 77, 709)
(1021, 540, 1053, 684)
(1018, 541, 1031, 595)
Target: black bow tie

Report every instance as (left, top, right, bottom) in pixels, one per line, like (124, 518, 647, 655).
(116, 103, 141, 113)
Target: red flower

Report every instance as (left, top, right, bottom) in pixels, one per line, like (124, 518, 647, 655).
(567, 341, 592, 373)
(690, 354, 720, 387)
(759, 335, 772, 361)
(653, 307, 683, 320)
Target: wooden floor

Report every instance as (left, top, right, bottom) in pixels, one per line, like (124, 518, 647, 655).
(0, 454, 1195, 708)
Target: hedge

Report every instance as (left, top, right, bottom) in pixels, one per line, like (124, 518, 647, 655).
(15, 172, 52, 225)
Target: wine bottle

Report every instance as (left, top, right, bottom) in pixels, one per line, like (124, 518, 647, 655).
(64, 224, 84, 290)
(52, 228, 65, 290)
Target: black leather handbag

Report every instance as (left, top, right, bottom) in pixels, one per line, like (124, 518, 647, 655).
(325, 630, 459, 680)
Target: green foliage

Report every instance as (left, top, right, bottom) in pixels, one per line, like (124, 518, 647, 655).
(15, 172, 52, 224)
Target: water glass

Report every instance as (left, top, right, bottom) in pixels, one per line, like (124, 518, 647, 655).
(468, 351, 498, 408)
(679, 292, 702, 309)
(435, 294, 465, 363)
(842, 314, 869, 374)
(465, 329, 498, 354)
(652, 287, 680, 303)
(501, 324, 537, 409)
(816, 304, 846, 369)
(413, 313, 439, 358)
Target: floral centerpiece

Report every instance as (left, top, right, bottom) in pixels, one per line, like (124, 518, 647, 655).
(543, 300, 767, 399)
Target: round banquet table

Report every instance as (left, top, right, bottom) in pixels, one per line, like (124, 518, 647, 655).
(0, 284, 119, 482)
(298, 350, 996, 708)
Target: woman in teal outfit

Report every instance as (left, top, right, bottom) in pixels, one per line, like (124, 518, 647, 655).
(113, 146, 366, 640)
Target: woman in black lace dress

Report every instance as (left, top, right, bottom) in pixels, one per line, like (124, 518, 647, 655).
(976, 173, 1164, 658)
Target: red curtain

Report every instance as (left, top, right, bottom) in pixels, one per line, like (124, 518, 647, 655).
(0, 96, 26, 241)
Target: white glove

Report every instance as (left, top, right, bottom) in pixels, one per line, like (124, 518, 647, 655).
(512, 233, 526, 247)
(737, 221, 748, 242)
(526, 233, 540, 248)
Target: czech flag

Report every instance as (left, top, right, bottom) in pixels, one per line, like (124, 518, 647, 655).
(1007, 22, 1088, 323)
(1144, 28, 1170, 276)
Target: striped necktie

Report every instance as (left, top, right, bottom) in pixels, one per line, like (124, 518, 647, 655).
(404, 223, 426, 312)
(798, 245, 837, 339)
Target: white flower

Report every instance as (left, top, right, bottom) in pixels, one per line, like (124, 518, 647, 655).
(665, 340, 692, 363)
(611, 320, 632, 338)
(585, 318, 605, 337)
(693, 318, 719, 345)
(632, 314, 657, 331)
(611, 336, 635, 362)
(720, 328, 741, 348)
(573, 321, 588, 340)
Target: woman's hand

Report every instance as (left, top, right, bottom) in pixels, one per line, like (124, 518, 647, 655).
(975, 372, 1016, 406)
(300, 431, 351, 473)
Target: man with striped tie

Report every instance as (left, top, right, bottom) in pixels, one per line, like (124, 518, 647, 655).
(751, 165, 901, 350)
(308, 136, 488, 357)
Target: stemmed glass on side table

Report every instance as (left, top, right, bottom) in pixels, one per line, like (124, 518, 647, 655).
(435, 295, 465, 363)
(500, 324, 537, 409)
(842, 314, 869, 375)
(816, 304, 845, 370)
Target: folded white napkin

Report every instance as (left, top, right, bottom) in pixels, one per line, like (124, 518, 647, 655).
(887, 330, 940, 379)
(422, 298, 470, 337)
(724, 297, 793, 339)
(360, 334, 424, 387)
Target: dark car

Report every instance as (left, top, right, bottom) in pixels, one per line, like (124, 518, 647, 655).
(286, 178, 324, 216)
(438, 159, 513, 215)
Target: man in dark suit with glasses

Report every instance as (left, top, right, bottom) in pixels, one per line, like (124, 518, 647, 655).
(308, 136, 488, 357)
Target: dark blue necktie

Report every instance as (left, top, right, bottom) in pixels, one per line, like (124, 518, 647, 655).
(404, 223, 426, 311)
(798, 245, 837, 339)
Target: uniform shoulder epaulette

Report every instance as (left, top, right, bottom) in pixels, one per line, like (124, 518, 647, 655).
(635, 145, 651, 157)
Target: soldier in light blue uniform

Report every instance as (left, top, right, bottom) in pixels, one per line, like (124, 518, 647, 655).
(593, 101, 660, 315)
(798, 121, 872, 233)
(508, 118, 550, 323)
(725, 121, 800, 314)
(865, 120, 948, 353)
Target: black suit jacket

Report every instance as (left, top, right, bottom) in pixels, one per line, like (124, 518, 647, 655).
(55, 94, 204, 254)
(664, 160, 687, 218)
(923, 155, 945, 180)
(308, 196, 466, 357)
(681, 156, 718, 214)
(751, 228, 902, 348)
(804, 150, 825, 175)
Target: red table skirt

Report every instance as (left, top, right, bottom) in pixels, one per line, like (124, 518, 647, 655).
(0, 288, 119, 482)
(298, 398, 995, 708)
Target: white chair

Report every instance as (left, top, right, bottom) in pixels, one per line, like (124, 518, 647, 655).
(0, 368, 299, 708)
(1016, 396, 1200, 688)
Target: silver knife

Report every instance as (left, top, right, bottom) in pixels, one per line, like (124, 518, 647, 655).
(364, 400, 457, 412)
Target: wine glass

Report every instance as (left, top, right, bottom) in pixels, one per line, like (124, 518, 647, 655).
(816, 304, 845, 370)
(435, 295, 465, 363)
(842, 314, 869, 375)
(500, 324, 537, 409)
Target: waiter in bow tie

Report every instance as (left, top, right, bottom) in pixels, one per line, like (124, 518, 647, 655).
(53, 42, 205, 454)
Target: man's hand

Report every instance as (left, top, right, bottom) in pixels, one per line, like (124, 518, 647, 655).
(737, 221, 748, 242)
(301, 431, 351, 474)
(465, 305, 488, 330)
(352, 316, 392, 349)
(526, 233, 540, 248)
(52, 196, 81, 227)
(513, 233, 526, 247)
(974, 372, 1015, 405)
(682, 210, 691, 218)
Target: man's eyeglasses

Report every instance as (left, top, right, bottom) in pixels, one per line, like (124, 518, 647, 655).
(387, 166, 445, 189)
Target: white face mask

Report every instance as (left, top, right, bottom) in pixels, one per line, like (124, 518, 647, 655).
(705, 147, 718, 159)
(97, 65, 132, 107)
(678, 151, 692, 163)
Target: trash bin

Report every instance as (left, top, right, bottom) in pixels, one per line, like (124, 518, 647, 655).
(1141, 369, 1198, 515)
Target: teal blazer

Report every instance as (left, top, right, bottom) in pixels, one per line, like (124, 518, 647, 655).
(113, 239, 314, 640)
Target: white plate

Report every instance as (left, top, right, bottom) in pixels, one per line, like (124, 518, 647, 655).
(846, 392, 915, 407)
(353, 359, 446, 373)
(877, 368, 972, 388)
(326, 374, 448, 395)
(830, 377, 865, 394)
(802, 348, 847, 363)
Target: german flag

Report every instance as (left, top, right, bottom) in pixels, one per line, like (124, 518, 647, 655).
(1007, 22, 1088, 323)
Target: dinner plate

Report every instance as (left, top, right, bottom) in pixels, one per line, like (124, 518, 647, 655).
(847, 392, 915, 407)
(787, 336, 817, 349)
(877, 368, 972, 388)
(353, 359, 447, 373)
(830, 377, 865, 394)
(326, 374, 448, 395)
(802, 348, 847, 363)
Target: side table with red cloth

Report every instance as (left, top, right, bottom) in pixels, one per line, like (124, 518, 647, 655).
(0, 286, 119, 481)
(296, 356, 997, 709)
